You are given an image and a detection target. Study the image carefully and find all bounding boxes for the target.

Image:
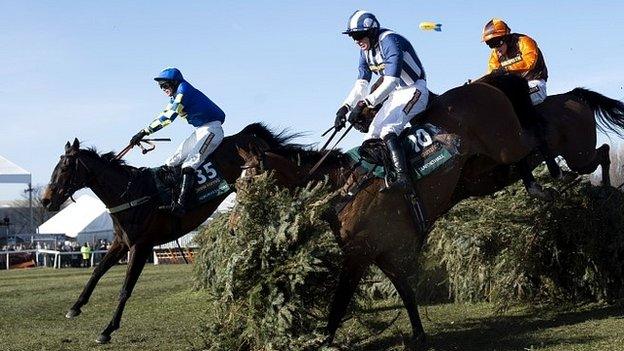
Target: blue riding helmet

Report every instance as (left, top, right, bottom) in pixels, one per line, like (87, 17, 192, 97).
(342, 10, 380, 35)
(154, 67, 184, 82)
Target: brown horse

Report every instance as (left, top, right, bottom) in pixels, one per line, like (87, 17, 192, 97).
(41, 123, 291, 344)
(236, 81, 624, 349)
(452, 85, 624, 200)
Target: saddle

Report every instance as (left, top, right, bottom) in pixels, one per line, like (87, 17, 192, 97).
(149, 158, 230, 209)
(339, 123, 460, 236)
(347, 123, 459, 183)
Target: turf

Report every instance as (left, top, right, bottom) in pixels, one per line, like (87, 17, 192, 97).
(1, 265, 623, 350)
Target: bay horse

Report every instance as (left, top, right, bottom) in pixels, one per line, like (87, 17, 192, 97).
(41, 123, 291, 344)
(236, 80, 624, 349)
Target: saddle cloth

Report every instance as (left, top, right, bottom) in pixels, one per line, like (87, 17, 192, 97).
(149, 158, 230, 208)
(345, 123, 459, 182)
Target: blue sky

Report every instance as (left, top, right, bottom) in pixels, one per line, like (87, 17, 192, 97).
(1, 1, 623, 200)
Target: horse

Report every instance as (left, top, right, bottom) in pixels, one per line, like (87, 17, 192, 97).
(235, 79, 624, 349)
(40, 123, 291, 344)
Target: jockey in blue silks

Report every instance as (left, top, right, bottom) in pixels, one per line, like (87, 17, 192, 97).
(130, 67, 225, 215)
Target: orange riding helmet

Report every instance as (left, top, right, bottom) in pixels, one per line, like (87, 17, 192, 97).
(482, 18, 511, 42)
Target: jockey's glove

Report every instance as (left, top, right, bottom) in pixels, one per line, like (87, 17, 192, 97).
(334, 105, 349, 130)
(491, 67, 507, 75)
(348, 100, 366, 125)
(130, 130, 148, 146)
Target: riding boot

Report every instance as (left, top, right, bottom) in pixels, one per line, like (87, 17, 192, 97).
(171, 167, 195, 217)
(382, 133, 412, 193)
(534, 114, 562, 179)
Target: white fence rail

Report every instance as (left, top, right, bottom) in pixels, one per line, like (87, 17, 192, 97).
(36, 249, 110, 269)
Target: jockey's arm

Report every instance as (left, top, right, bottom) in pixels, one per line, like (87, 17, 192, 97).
(502, 36, 538, 74)
(363, 34, 402, 107)
(143, 93, 185, 134)
(342, 51, 372, 110)
(487, 51, 501, 74)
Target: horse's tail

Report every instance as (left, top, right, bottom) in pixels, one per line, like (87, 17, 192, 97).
(571, 88, 624, 137)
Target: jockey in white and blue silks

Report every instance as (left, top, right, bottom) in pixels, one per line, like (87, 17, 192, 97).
(129, 67, 225, 215)
(335, 10, 429, 193)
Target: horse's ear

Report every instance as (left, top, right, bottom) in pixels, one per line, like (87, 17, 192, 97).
(236, 145, 251, 160)
(248, 142, 264, 158)
(65, 141, 71, 153)
(72, 138, 80, 149)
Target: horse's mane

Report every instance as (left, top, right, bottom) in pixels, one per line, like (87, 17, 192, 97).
(238, 123, 345, 167)
(81, 147, 135, 172)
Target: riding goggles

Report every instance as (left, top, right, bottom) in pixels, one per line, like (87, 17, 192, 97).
(486, 39, 505, 49)
(349, 31, 368, 41)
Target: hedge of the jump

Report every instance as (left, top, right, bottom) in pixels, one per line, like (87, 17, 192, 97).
(192, 167, 624, 349)
(192, 174, 342, 350)
(426, 168, 624, 307)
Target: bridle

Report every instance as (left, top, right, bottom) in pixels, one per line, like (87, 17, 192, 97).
(240, 150, 267, 174)
(52, 153, 99, 203)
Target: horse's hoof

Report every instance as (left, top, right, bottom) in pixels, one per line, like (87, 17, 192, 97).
(527, 183, 556, 202)
(557, 170, 577, 183)
(405, 333, 427, 351)
(95, 334, 111, 344)
(65, 308, 81, 319)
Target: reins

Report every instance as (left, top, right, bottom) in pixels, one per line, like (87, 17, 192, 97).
(307, 125, 353, 178)
(108, 138, 171, 213)
(114, 138, 171, 160)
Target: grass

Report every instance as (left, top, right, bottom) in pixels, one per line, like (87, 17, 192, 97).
(1, 265, 624, 351)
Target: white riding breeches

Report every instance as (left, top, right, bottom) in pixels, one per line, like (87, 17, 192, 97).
(528, 79, 547, 105)
(165, 121, 224, 170)
(365, 79, 429, 140)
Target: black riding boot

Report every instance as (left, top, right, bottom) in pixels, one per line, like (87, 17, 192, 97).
(171, 167, 195, 217)
(383, 133, 412, 193)
(534, 114, 562, 179)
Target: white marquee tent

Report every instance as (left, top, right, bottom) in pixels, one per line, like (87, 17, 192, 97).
(38, 194, 114, 244)
(0, 155, 31, 184)
(0, 155, 33, 232)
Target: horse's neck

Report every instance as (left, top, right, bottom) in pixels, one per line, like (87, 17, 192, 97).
(81, 155, 133, 207)
(209, 137, 245, 184)
(299, 159, 345, 189)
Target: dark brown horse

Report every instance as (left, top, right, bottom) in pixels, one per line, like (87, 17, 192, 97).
(236, 81, 624, 349)
(41, 123, 291, 344)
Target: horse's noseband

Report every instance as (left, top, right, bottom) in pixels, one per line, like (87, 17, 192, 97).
(55, 155, 94, 201)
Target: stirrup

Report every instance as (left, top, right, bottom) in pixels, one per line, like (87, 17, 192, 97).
(381, 173, 411, 193)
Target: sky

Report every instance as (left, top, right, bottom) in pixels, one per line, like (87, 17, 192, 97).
(1, 0, 623, 200)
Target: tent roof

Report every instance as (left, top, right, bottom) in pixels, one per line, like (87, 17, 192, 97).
(38, 194, 112, 238)
(0, 155, 31, 184)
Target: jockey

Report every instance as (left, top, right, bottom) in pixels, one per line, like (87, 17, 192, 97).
(335, 10, 429, 193)
(482, 18, 548, 105)
(129, 67, 225, 215)
(482, 19, 563, 180)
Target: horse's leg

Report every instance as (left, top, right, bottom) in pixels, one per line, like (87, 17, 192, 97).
(66, 238, 128, 318)
(600, 144, 611, 186)
(377, 258, 426, 350)
(516, 157, 555, 201)
(566, 144, 611, 186)
(96, 243, 152, 344)
(325, 257, 368, 345)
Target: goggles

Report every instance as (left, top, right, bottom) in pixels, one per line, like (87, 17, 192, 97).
(486, 39, 505, 49)
(158, 81, 176, 90)
(349, 31, 368, 41)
